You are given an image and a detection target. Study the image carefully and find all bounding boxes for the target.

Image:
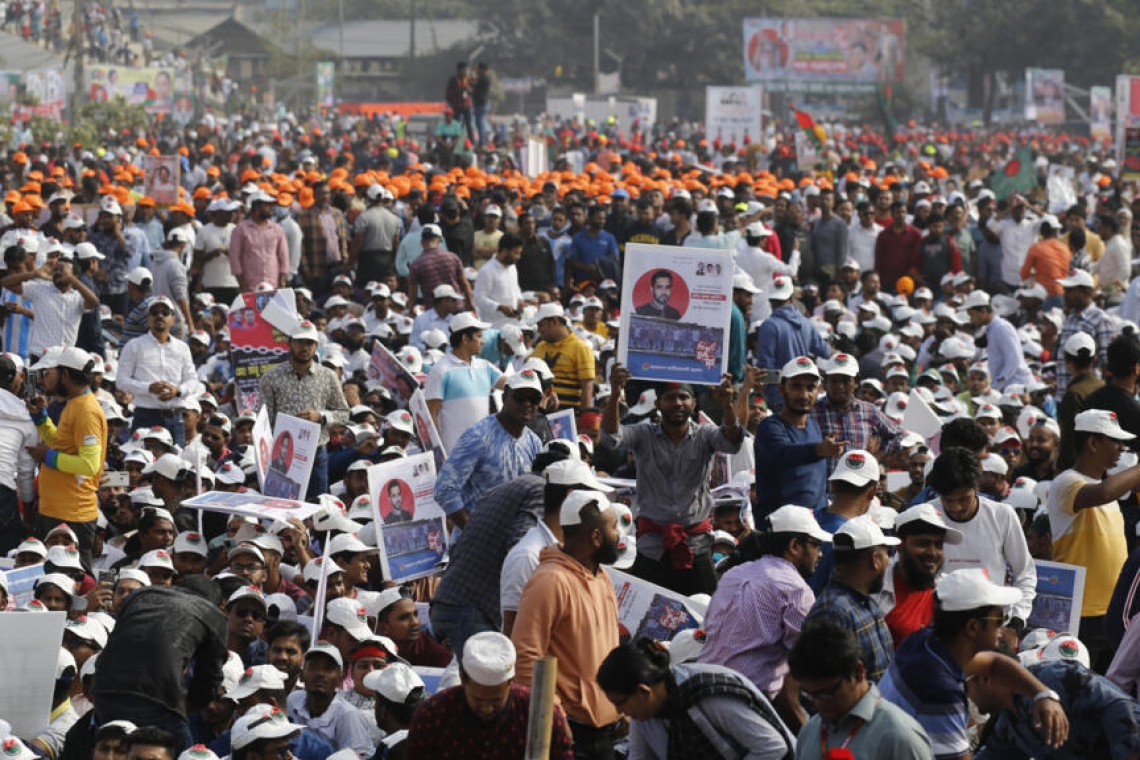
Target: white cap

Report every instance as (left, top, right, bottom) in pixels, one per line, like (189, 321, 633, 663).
(231, 704, 305, 750)
(31, 346, 92, 372)
(769, 274, 794, 300)
(1039, 214, 1063, 231)
(543, 460, 613, 493)
(386, 409, 415, 434)
(731, 273, 760, 294)
(895, 503, 964, 544)
(505, 368, 544, 394)
(328, 532, 372, 555)
(1063, 331, 1095, 357)
(981, 453, 1009, 476)
(1004, 477, 1039, 511)
(629, 388, 657, 416)
(433, 283, 461, 301)
(1040, 633, 1091, 669)
(421, 223, 442, 239)
(0, 737, 38, 760)
(177, 746, 221, 760)
(833, 516, 901, 550)
(46, 545, 84, 572)
(974, 403, 1001, 421)
(172, 531, 208, 557)
(15, 537, 47, 559)
(166, 227, 192, 244)
(1074, 409, 1136, 440)
(225, 664, 288, 701)
(362, 662, 425, 703)
(935, 568, 1022, 611)
(829, 450, 881, 487)
(767, 504, 833, 542)
(127, 267, 153, 286)
(963, 290, 991, 310)
(1057, 268, 1095, 289)
(484, 203, 502, 217)
(290, 320, 320, 342)
(781, 356, 820, 380)
(450, 312, 489, 333)
(228, 542, 266, 564)
(533, 301, 570, 324)
(226, 585, 267, 609)
(65, 615, 109, 649)
(668, 628, 708, 665)
(559, 490, 613, 526)
(325, 597, 373, 641)
(462, 631, 516, 686)
(34, 573, 76, 597)
(74, 242, 104, 260)
(824, 353, 859, 377)
(142, 453, 187, 481)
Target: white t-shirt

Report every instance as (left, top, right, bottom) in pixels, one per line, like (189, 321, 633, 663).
(500, 521, 558, 616)
(423, 352, 502, 452)
(195, 222, 238, 289)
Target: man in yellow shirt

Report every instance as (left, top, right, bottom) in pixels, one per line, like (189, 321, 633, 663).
(530, 302, 595, 412)
(27, 346, 108, 573)
(1047, 409, 1140, 672)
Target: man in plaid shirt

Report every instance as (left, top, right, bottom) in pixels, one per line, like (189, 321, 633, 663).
(1055, 268, 1117, 397)
(812, 353, 904, 475)
(297, 181, 348, 298)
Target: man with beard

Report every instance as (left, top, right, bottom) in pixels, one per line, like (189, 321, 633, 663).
(407, 632, 574, 759)
(225, 585, 268, 667)
(754, 356, 845, 517)
(229, 190, 290, 293)
(699, 505, 832, 732)
(634, 270, 682, 320)
(1048, 409, 1140, 671)
(602, 365, 742, 596)
(1012, 415, 1061, 482)
(339, 319, 370, 376)
(285, 642, 374, 757)
(812, 353, 903, 477)
(804, 517, 897, 682)
(874, 503, 964, 647)
(374, 586, 451, 667)
(929, 447, 1036, 643)
(265, 620, 310, 695)
(512, 491, 622, 759)
(1, 250, 100, 362)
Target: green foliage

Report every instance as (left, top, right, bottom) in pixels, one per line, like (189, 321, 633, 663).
(64, 98, 152, 148)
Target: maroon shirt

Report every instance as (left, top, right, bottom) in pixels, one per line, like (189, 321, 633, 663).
(400, 631, 452, 667)
(874, 223, 923, 291)
(407, 683, 574, 759)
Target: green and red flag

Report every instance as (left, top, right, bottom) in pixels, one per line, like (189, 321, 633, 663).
(991, 147, 1037, 200)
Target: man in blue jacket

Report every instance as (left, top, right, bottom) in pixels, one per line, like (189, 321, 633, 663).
(754, 274, 830, 409)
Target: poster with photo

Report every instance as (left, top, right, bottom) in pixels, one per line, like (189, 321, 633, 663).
(368, 341, 420, 408)
(182, 490, 323, 522)
(409, 388, 447, 466)
(252, 405, 273, 489)
(228, 290, 296, 413)
(618, 243, 733, 385)
(261, 413, 320, 500)
(143, 155, 181, 205)
(548, 408, 578, 443)
(1026, 68, 1065, 125)
(367, 453, 448, 582)
(1028, 560, 1085, 635)
(610, 568, 706, 643)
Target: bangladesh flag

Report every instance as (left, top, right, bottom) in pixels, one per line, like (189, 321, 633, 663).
(991, 147, 1037, 200)
(792, 105, 822, 151)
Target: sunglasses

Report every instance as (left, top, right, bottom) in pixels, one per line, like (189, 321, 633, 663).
(149, 309, 173, 317)
(232, 606, 266, 621)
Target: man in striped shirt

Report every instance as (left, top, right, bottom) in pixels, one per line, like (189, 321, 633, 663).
(529, 302, 594, 412)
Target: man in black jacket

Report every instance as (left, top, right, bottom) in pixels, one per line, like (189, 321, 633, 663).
(91, 576, 229, 755)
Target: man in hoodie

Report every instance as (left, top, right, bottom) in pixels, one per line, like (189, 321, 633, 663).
(0, 353, 36, 554)
(512, 490, 622, 759)
(754, 273, 831, 409)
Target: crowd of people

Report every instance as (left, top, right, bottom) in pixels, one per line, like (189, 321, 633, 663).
(0, 98, 1138, 760)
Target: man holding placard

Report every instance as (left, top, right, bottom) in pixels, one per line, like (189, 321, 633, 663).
(601, 363, 742, 595)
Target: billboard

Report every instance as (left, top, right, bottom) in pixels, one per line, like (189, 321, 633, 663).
(1115, 75, 1140, 177)
(1090, 86, 1112, 142)
(743, 18, 904, 93)
(88, 66, 175, 114)
(23, 68, 65, 118)
(1025, 68, 1065, 125)
(705, 85, 763, 149)
(316, 62, 335, 108)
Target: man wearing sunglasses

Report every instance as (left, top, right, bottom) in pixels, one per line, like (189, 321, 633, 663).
(227, 585, 269, 668)
(115, 295, 202, 446)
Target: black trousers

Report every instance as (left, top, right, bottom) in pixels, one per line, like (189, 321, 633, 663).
(568, 720, 618, 760)
(630, 549, 717, 596)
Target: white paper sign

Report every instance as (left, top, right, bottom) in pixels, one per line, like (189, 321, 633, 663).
(610, 567, 705, 643)
(0, 612, 67, 738)
(367, 453, 449, 582)
(262, 413, 321, 500)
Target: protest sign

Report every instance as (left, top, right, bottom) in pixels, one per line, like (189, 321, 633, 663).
(409, 388, 447, 466)
(0, 612, 67, 738)
(705, 85, 764, 148)
(368, 342, 420, 408)
(610, 568, 705, 643)
(618, 243, 733, 386)
(367, 453, 448, 582)
(3, 563, 44, 608)
(547, 409, 578, 443)
(1026, 68, 1065, 125)
(182, 490, 323, 523)
(310, 538, 334, 639)
(1028, 560, 1085, 635)
(252, 405, 273, 489)
(228, 290, 296, 413)
(903, 388, 943, 455)
(1090, 86, 1112, 142)
(262, 413, 320, 500)
(87, 66, 175, 114)
(143, 155, 181, 205)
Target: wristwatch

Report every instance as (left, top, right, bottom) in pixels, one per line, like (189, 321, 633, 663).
(1033, 689, 1061, 703)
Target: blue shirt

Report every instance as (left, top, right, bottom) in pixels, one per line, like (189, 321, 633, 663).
(754, 305, 831, 408)
(879, 627, 968, 760)
(805, 581, 894, 682)
(808, 510, 849, 595)
(434, 413, 542, 516)
(1, 289, 30, 359)
(753, 414, 827, 517)
(728, 303, 746, 383)
(568, 228, 619, 267)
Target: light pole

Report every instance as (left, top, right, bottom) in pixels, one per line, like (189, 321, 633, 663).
(593, 11, 599, 95)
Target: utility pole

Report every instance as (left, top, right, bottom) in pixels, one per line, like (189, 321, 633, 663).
(593, 12, 599, 95)
(71, 0, 86, 113)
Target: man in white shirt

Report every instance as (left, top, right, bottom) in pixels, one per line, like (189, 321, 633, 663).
(115, 295, 204, 445)
(473, 233, 523, 329)
(410, 284, 459, 351)
(986, 195, 1040, 290)
(194, 197, 241, 304)
(846, 201, 881, 272)
(928, 445, 1036, 636)
(0, 247, 100, 362)
(424, 312, 504, 452)
(964, 290, 1033, 390)
(286, 642, 375, 757)
(734, 223, 797, 323)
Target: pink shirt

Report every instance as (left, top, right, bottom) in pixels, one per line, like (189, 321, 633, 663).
(230, 218, 289, 287)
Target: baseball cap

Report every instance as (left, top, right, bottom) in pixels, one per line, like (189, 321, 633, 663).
(731, 273, 760, 294)
(1063, 331, 1095, 357)
(559, 490, 613, 526)
(65, 615, 109, 649)
(1074, 409, 1136, 441)
(290, 320, 320, 342)
(829, 450, 881, 487)
(935, 568, 1022, 611)
(1057, 269, 1095, 289)
(385, 410, 414, 434)
(533, 302, 570, 325)
(225, 665, 288, 701)
(767, 505, 833, 543)
(505, 369, 543, 395)
(127, 267, 153, 286)
(226, 585, 267, 609)
(628, 388, 657, 416)
(421, 223, 442, 240)
(894, 503, 964, 544)
(824, 353, 859, 378)
(231, 705, 304, 750)
(433, 284, 461, 301)
(46, 545, 84, 572)
(1040, 633, 1091, 669)
(450, 312, 489, 333)
(304, 640, 344, 670)
(34, 573, 76, 597)
(325, 597, 373, 641)
(143, 453, 188, 481)
(462, 632, 515, 686)
(963, 290, 991, 310)
(769, 274, 794, 301)
(327, 532, 372, 555)
(781, 356, 820, 380)
(832, 516, 900, 550)
(543, 459, 613, 492)
(362, 662, 425, 704)
(484, 204, 502, 217)
(172, 531, 208, 557)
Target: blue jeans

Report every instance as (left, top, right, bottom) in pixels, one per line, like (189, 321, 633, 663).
(305, 446, 328, 503)
(429, 601, 496, 663)
(473, 104, 489, 146)
(131, 407, 187, 447)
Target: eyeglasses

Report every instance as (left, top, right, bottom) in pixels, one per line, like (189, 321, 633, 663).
(232, 606, 267, 621)
(231, 562, 266, 574)
(802, 678, 846, 701)
(1001, 447, 1022, 456)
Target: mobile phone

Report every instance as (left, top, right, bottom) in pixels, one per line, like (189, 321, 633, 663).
(24, 369, 37, 400)
(98, 570, 116, 586)
(102, 471, 130, 488)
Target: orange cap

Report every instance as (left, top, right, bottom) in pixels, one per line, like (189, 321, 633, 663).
(138, 196, 156, 207)
(192, 187, 212, 200)
(11, 201, 32, 214)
